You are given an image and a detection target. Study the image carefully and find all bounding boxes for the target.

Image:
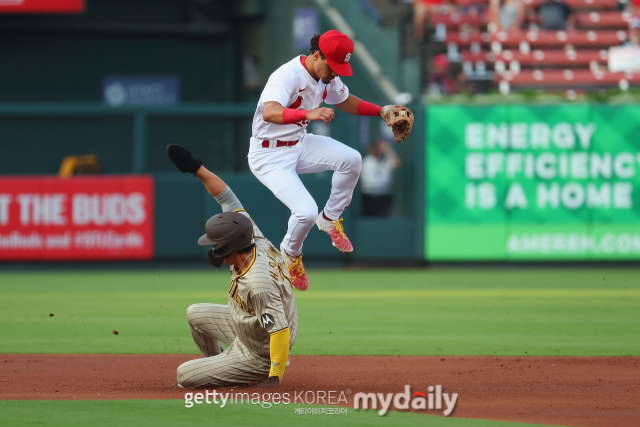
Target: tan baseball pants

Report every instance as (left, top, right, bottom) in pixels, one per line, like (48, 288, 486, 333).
(176, 303, 270, 389)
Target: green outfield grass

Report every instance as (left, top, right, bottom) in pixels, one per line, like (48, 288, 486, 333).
(0, 268, 638, 356)
(0, 400, 554, 427)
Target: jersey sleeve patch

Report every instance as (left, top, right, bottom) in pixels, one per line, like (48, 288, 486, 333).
(251, 291, 289, 333)
(261, 313, 275, 331)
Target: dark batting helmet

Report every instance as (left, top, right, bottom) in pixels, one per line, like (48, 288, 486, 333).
(198, 211, 255, 268)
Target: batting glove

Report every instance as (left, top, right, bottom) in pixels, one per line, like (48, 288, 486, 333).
(166, 144, 203, 174)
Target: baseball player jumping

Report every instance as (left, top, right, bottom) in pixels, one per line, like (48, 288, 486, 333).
(167, 144, 297, 389)
(250, 29, 413, 291)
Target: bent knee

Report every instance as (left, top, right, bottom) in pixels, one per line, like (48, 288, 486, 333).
(176, 361, 200, 389)
(294, 204, 318, 225)
(186, 304, 204, 324)
(343, 149, 362, 173)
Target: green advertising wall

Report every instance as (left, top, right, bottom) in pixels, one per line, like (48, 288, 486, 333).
(426, 104, 640, 261)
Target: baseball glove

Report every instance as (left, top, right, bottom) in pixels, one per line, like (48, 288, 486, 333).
(380, 105, 414, 143)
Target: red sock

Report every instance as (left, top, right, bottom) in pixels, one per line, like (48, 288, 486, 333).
(322, 212, 334, 221)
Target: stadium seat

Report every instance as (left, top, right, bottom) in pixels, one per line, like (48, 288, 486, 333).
(430, 13, 482, 28)
(495, 69, 640, 87)
(459, 51, 493, 62)
(576, 11, 635, 29)
(432, 1, 634, 93)
(462, 49, 609, 67)
(489, 30, 628, 48)
(522, 0, 619, 9)
(444, 32, 491, 46)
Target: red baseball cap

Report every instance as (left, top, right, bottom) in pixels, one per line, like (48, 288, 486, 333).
(318, 30, 354, 77)
(434, 54, 449, 67)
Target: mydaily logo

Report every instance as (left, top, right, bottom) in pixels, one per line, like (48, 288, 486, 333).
(354, 385, 458, 416)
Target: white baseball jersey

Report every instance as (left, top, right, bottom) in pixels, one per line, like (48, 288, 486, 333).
(251, 56, 350, 146)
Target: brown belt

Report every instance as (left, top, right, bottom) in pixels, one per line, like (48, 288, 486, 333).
(262, 140, 299, 148)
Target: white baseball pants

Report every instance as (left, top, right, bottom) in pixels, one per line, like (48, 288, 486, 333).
(248, 133, 362, 257)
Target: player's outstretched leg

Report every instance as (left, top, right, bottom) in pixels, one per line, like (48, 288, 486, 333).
(280, 242, 309, 291)
(295, 134, 361, 254)
(315, 212, 353, 254)
(177, 340, 270, 389)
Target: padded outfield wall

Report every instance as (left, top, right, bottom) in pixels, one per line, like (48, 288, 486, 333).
(425, 104, 640, 261)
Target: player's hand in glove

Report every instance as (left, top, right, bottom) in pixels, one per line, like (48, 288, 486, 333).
(380, 105, 414, 143)
(258, 376, 280, 388)
(166, 144, 203, 174)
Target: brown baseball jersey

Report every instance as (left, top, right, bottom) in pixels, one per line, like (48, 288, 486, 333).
(227, 210, 298, 356)
(177, 209, 298, 389)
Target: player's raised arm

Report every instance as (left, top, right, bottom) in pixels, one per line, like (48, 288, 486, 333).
(334, 94, 415, 144)
(166, 144, 243, 212)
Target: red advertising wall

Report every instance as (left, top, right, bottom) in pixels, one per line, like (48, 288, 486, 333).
(0, 176, 154, 261)
(0, 0, 84, 13)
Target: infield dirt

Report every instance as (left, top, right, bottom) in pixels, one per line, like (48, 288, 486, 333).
(1, 354, 638, 427)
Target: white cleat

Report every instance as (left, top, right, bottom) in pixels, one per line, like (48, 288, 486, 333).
(316, 212, 353, 254)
